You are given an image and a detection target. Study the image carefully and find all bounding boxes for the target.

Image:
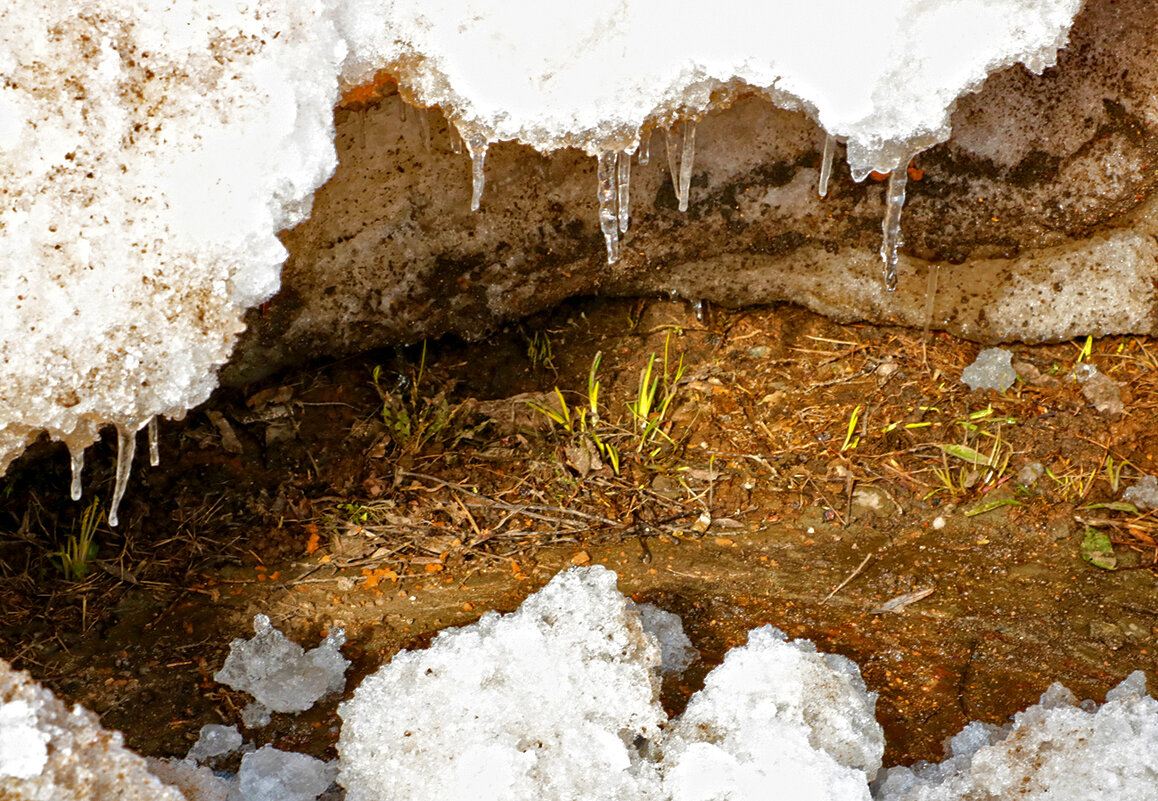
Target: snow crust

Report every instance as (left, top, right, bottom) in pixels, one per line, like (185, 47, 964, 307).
(0, 659, 187, 801)
(338, 0, 1081, 173)
(337, 566, 883, 801)
(875, 671, 1158, 801)
(0, 0, 345, 477)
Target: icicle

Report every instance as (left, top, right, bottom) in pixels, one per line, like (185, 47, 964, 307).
(148, 416, 160, 467)
(108, 424, 138, 527)
(68, 443, 85, 502)
(818, 133, 835, 198)
(666, 128, 681, 208)
(880, 168, 909, 292)
(467, 135, 488, 212)
(450, 128, 463, 154)
(617, 150, 631, 234)
(597, 151, 620, 264)
(398, 98, 407, 122)
(639, 133, 650, 165)
(418, 108, 431, 152)
(678, 121, 696, 213)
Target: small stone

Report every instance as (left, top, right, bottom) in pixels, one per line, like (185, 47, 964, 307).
(1089, 620, 1126, 650)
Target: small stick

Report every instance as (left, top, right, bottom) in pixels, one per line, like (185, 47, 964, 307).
(821, 553, 872, 605)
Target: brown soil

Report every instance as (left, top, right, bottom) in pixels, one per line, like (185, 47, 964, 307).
(2, 296, 1157, 772)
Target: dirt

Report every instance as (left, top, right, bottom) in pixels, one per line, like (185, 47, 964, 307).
(2, 296, 1157, 774)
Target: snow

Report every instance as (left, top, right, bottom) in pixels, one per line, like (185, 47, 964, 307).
(875, 671, 1158, 801)
(336, 566, 883, 801)
(214, 614, 349, 723)
(961, 348, 1018, 391)
(238, 745, 337, 801)
(637, 602, 698, 674)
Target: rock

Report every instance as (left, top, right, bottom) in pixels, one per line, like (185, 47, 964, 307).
(228, 0, 1158, 384)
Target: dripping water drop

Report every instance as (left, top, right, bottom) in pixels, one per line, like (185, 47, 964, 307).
(108, 424, 138, 527)
(596, 151, 620, 265)
(148, 416, 160, 467)
(68, 444, 85, 502)
(818, 133, 835, 198)
(466, 135, 489, 211)
(617, 149, 631, 234)
(678, 121, 696, 214)
(880, 167, 909, 292)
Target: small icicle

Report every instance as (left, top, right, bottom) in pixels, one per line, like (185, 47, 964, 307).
(639, 133, 650, 165)
(880, 168, 909, 292)
(597, 151, 620, 264)
(617, 150, 631, 234)
(665, 128, 682, 208)
(818, 133, 835, 198)
(450, 128, 463, 155)
(108, 424, 138, 528)
(467, 135, 488, 212)
(147, 416, 160, 467)
(68, 443, 85, 502)
(398, 98, 407, 122)
(418, 108, 431, 152)
(693, 299, 706, 322)
(678, 121, 696, 213)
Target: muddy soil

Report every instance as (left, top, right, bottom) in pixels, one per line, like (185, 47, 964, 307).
(2, 296, 1157, 772)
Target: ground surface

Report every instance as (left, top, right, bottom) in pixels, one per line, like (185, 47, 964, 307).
(2, 296, 1157, 773)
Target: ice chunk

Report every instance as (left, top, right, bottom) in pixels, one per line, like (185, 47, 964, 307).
(0, 659, 186, 800)
(186, 723, 243, 764)
(637, 603, 697, 674)
(337, 566, 666, 801)
(239, 745, 337, 801)
(146, 758, 232, 801)
(1123, 475, 1158, 511)
(1073, 363, 1124, 416)
(876, 672, 1158, 801)
(961, 348, 1017, 392)
(660, 627, 882, 801)
(214, 615, 349, 720)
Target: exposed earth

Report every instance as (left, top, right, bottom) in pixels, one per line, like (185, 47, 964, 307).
(2, 295, 1157, 775)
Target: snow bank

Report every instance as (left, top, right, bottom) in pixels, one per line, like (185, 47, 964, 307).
(337, 0, 1081, 175)
(337, 566, 883, 801)
(0, 659, 187, 801)
(0, 0, 346, 520)
(875, 672, 1158, 800)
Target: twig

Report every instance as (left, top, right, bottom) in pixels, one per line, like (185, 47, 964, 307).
(821, 553, 873, 605)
